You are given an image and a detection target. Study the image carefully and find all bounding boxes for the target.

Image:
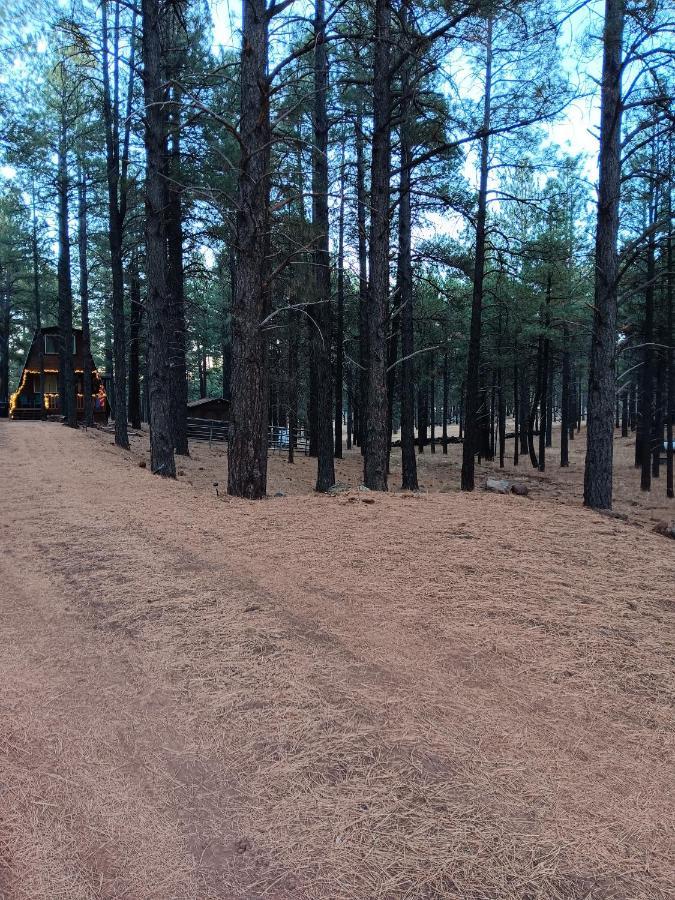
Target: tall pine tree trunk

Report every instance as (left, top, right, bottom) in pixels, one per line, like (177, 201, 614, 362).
(142, 0, 175, 477)
(128, 252, 142, 430)
(561, 325, 570, 466)
(167, 84, 189, 455)
(363, 0, 391, 490)
(398, 29, 418, 490)
(228, 0, 271, 498)
(101, 0, 130, 449)
(639, 187, 656, 491)
(461, 13, 492, 491)
(78, 166, 94, 427)
(313, 0, 335, 492)
(538, 273, 551, 472)
(334, 157, 345, 459)
(583, 0, 624, 509)
(442, 352, 449, 456)
(31, 182, 45, 419)
(513, 357, 519, 465)
(0, 274, 10, 414)
(355, 111, 369, 456)
(666, 215, 673, 498)
(57, 110, 77, 429)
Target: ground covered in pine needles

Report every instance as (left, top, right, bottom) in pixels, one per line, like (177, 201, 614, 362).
(0, 420, 673, 899)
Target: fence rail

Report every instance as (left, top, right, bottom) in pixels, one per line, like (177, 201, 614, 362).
(186, 418, 309, 454)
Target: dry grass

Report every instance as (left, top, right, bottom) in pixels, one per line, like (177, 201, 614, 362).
(0, 420, 673, 899)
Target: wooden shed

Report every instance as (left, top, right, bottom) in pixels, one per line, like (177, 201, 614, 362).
(186, 396, 230, 421)
(10, 326, 108, 423)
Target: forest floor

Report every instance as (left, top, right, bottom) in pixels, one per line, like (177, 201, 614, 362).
(0, 419, 673, 899)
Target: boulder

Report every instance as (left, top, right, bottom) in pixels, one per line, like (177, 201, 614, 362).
(485, 478, 511, 494)
(653, 520, 675, 540)
(511, 483, 529, 497)
(328, 482, 350, 495)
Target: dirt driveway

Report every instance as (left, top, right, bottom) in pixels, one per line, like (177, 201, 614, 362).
(0, 421, 673, 899)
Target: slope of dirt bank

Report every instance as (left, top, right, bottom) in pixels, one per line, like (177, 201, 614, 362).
(0, 420, 673, 899)
(89, 419, 675, 531)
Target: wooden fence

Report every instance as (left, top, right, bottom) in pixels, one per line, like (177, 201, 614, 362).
(186, 418, 309, 454)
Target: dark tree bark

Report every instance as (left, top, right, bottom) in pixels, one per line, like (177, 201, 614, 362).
(141, 0, 175, 477)
(398, 66, 417, 489)
(498, 367, 505, 468)
(513, 358, 519, 465)
(355, 112, 369, 455)
(461, 13, 492, 491)
(346, 366, 353, 450)
(0, 272, 10, 413)
(57, 110, 77, 429)
(621, 389, 628, 438)
(287, 308, 298, 465)
(519, 360, 530, 457)
(528, 333, 543, 469)
(104, 300, 114, 418)
(77, 166, 94, 427)
(386, 316, 399, 474)
(569, 373, 576, 440)
(313, 0, 335, 492)
(31, 181, 45, 419)
(545, 363, 553, 448)
(363, 0, 391, 490)
(417, 383, 428, 454)
(222, 247, 235, 401)
(429, 359, 436, 454)
(538, 274, 551, 472)
(128, 252, 142, 430)
(101, 0, 134, 449)
(561, 325, 570, 466)
(308, 330, 318, 457)
(652, 358, 663, 480)
(667, 217, 673, 499)
(167, 82, 189, 456)
(639, 189, 657, 491)
(583, 0, 624, 509)
(442, 352, 449, 455)
(227, 0, 271, 498)
(334, 157, 345, 459)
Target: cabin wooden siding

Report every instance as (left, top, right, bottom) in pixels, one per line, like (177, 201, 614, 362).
(10, 327, 109, 422)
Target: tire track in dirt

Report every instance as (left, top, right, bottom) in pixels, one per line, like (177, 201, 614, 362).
(1, 421, 673, 900)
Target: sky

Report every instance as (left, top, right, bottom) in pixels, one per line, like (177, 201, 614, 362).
(0, 0, 607, 254)
(207, 0, 605, 185)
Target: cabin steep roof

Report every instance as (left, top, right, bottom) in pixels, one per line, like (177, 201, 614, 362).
(22, 327, 101, 375)
(187, 397, 230, 408)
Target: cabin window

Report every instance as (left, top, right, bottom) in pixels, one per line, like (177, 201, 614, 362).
(44, 374, 58, 394)
(44, 334, 76, 354)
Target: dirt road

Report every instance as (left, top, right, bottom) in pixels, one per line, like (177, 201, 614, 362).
(1, 421, 673, 899)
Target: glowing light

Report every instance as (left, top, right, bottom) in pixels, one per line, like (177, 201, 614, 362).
(9, 368, 29, 416)
(11, 367, 107, 417)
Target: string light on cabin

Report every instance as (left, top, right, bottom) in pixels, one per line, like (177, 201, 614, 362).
(10, 367, 107, 417)
(8, 367, 29, 416)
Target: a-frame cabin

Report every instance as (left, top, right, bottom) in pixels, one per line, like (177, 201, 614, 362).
(10, 326, 108, 423)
